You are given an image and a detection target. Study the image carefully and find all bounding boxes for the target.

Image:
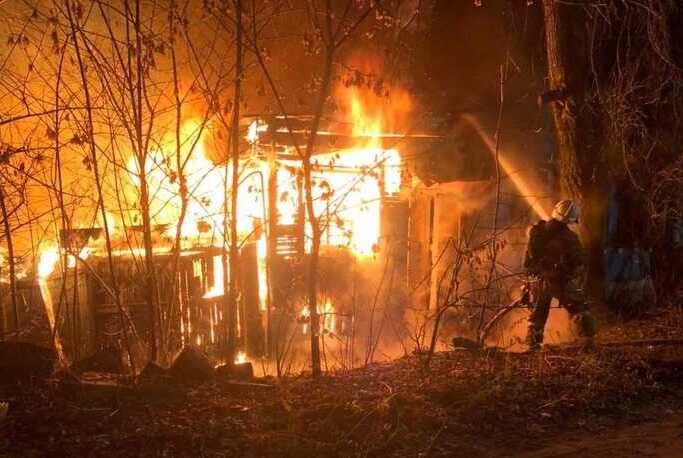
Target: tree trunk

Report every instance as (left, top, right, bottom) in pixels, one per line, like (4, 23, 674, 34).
(67, 4, 136, 374)
(226, 0, 244, 363)
(542, 0, 608, 299)
(302, 47, 335, 377)
(542, 0, 583, 201)
(303, 155, 322, 376)
(132, 0, 161, 364)
(266, 146, 277, 356)
(168, 1, 189, 354)
(0, 185, 18, 332)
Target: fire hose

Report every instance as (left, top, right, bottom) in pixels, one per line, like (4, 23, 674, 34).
(477, 279, 533, 344)
(477, 275, 576, 345)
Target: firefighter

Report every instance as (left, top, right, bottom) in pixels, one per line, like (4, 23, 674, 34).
(523, 199, 596, 351)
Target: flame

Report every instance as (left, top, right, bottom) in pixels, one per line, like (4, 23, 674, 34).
(246, 120, 268, 144)
(270, 85, 405, 257)
(234, 350, 247, 364)
(303, 84, 407, 255)
(38, 246, 60, 279)
(123, 119, 267, 248)
(116, 93, 400, 257)
(100, 211, 117, 235)
(203, 255, 225, 298)
(67, 246, 90, 268)
(315, 147, 401, 255)
(274, 166, 299, 226)
(351, 95, 382, 138)
(341, 60, 414, 142)
(301, 305, 311, 334)
(321, 299, 336, 333)
(299, 300, 337, 334)
(210, 304, 218, 344)
(37, 244, 67, 363)
(256, 233, 268, 311)
(42, 86, 407, 355)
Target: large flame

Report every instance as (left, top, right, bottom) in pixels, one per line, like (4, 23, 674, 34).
(37, 245, 60, 279)
(37, 245, 67, 363)
(114, 81, 403, 257)
(30, 82, 406, 360)
(266, 87, 406, 257)
(123, 120, 266, 246)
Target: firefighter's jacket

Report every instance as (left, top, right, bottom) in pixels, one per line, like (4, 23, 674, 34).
(523, 218, 585, 282)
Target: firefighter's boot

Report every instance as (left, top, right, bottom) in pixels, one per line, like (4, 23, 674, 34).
(525, 325, 544, 352)
(572, 310, 596, 351)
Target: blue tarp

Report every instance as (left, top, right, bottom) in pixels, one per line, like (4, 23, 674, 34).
(603, 187, 658, 310)
(604, 247, 651, 283)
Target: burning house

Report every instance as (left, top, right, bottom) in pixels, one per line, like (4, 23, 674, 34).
(0, 102, 553, 371)
(3, 0, 681, 452)
(0, 21, 555, 368)
(0, 0, 565, 377)
(1, 102, 415, 367)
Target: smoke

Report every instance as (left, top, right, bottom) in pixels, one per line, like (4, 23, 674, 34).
(484, 300, 577, 352)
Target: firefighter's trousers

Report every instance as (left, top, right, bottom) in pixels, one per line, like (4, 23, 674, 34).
(526, 277, 596, 348)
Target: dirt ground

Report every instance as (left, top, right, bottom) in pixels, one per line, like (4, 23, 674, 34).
(520, 408, 683, 458)
(514, 308, 683, 458)
(2, 308, 683, 457)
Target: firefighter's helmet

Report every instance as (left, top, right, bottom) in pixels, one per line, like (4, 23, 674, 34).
(551, 199, 580, 224)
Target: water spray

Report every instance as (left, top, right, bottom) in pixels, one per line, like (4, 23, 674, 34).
(462, 114, 550, 221)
